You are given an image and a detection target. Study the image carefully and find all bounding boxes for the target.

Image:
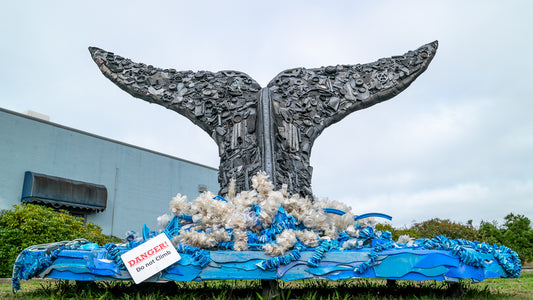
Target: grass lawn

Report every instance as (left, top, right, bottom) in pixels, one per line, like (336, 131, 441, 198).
(1, 273, 531, 299)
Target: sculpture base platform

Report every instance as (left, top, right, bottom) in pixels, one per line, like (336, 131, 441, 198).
(12, 238, 521, 292)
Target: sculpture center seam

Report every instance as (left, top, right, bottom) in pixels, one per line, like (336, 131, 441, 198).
(259, 88, 275, 182)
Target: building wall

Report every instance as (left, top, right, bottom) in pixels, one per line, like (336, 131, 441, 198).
(0, 108, 219, 237)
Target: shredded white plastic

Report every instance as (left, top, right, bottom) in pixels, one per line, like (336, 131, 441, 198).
(162, 172, 373, 256)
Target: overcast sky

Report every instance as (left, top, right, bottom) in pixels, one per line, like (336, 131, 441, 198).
(1, 1, 532, 228)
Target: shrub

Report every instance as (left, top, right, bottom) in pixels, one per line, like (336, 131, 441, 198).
(479, 213, 533, 263)
(377, 214, 532, 264)
(411, 218, 480, 241)
(478, 221, 502, 244)
(0, 203, 121, 277)
(375, 223, 420, 241)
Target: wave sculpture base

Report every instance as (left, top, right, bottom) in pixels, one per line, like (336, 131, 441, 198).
(12, 224, 521, 292)
(11, 174, 521, 292)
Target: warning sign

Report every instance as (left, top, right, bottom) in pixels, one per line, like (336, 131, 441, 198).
(121, 233, 181, 284)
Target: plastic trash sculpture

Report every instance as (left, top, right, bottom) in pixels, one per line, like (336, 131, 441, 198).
(11, 42, 522, 292)
(12, 173, 521, 291)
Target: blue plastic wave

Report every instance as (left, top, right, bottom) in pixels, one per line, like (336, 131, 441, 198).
(323, 208, 347, 215)
(308, 239, 339, 267)
(10, 206, 522, 292)
(179, 214, 194, 223)
(11, 239, 92, 292)
(257, 242, 304, 270)
(213, 195, 228, 202)
(354, 213, 393, 221)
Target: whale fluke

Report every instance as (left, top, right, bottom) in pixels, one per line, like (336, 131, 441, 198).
(89, 41, 438, 197)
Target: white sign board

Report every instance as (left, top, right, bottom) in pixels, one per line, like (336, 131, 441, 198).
(121, 233, 181, 284)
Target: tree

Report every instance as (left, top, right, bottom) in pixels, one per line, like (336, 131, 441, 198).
(378, 214, 532, 264)
(375, 223, 420, 241)
(500, 213, 533, 263)
(411, 218, 479, 241)
(478, 220, 503, 244)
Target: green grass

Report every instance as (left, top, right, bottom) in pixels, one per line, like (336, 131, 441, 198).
(1, 273, 531, 299)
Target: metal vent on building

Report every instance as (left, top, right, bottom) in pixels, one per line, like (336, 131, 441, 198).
(21, 171, 107, 213)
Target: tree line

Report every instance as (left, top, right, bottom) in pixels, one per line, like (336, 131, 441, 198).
(376, 213, 533, 264)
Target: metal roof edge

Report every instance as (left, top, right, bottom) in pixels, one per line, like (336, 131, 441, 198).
(0, 106, 218, 171)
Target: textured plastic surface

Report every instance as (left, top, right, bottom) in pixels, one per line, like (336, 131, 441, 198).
(12, 228, 521, 292)
(11, 202, 522, 292)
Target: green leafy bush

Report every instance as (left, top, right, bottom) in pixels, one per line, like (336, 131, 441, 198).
(479, 213, 533, 263)
(411, 218, 480, 241)
(377, 213, 533, 264)
(374, 223, 420, 241)
(376, 218, 479, 242)
(0, 204, 121, 277)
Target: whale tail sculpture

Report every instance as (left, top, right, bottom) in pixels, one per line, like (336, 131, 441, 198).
(89, 41, 438, 197)
(11, 42, 524, 292)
